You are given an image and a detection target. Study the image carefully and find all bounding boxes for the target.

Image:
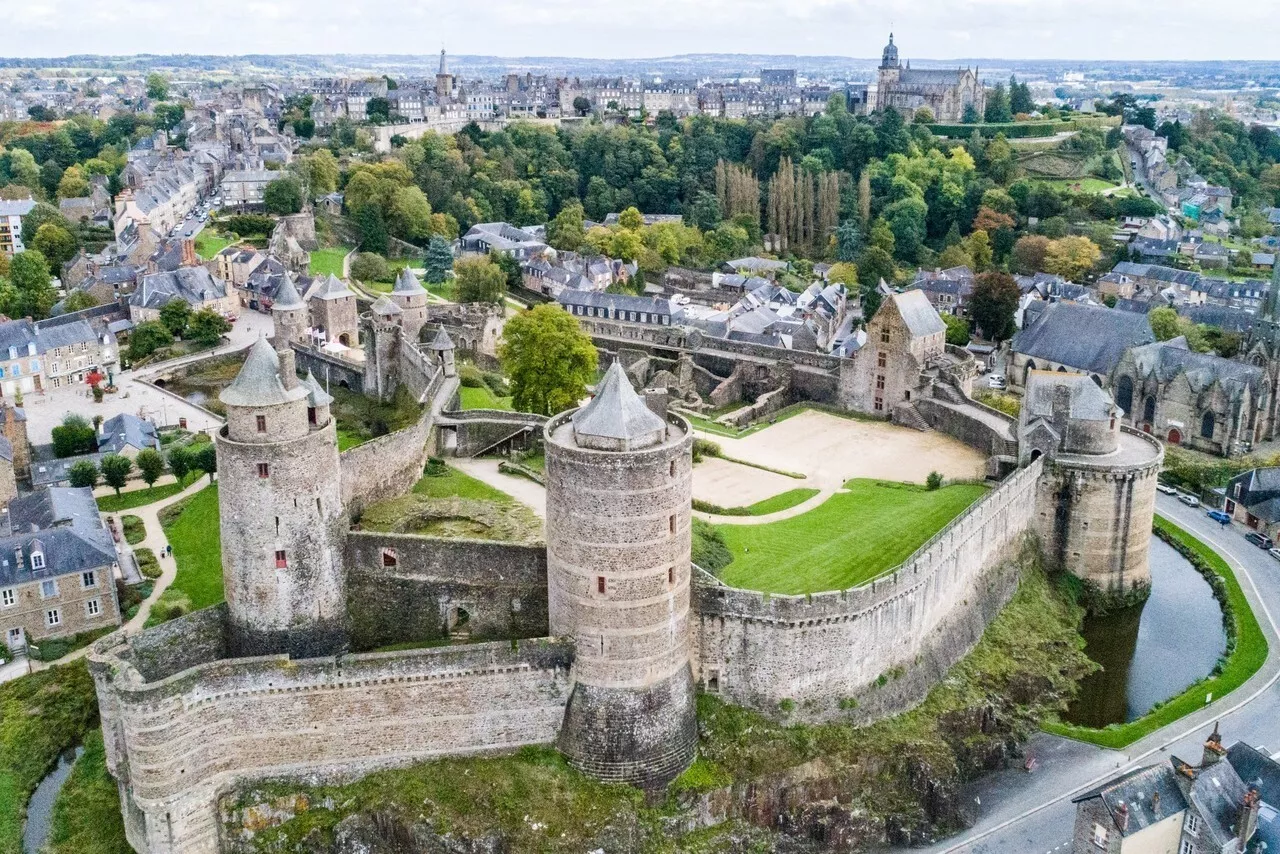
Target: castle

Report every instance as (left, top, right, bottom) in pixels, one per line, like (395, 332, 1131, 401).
(872, 33, 985, 123)
(88, 284, 1161, 853)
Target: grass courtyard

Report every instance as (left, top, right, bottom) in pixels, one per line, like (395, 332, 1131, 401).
(309, 247, 352, 278)
(458, 384, 514, 411)
(148, 484, 222, 625)
(714, 479, 988, 595)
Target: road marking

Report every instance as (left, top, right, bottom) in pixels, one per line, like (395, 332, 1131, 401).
(936, 503, 1280, 853)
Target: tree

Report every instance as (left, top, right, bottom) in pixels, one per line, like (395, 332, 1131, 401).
(7, 250, 56, 319)
(826, 262, 858, 288)
(490, 251, 523, 293)
(424, 235, 454, 284)
(572, 96, 592, 116)
(687, 192, 722, 231)
(63, 291, 97, 312)
(353, 205, 388, 255)
(388, 185, 434, 241)
(263, 177, 304, 215)
(984, 83, 1013, 123)
(972, 206, 1015, 233)
(499, 303, 599, 416)
(350, 252, 391, 283)
(67, 460, 98, 489)
(136, 448, 166, 489)
(100, 454, 133, 496)
(1148, 306, 1182, 342)
(547, 201, 586, 251)
(1043, 236, 1102, 282)
(56, 166, 91, 200)
(52, 414, 97, 458)
(32, 224, 77, 272)
(186, 309, 231, 346)
(962, 104, 981, 124)
(942, 314, 971, 346)
(970, 272, 1020, 341)
(159, 298, 191, 337)
(153, 102, 185, 132)
(146, 73, 169, 101)
(167, 445, 193, 482)
(454, 256, 506, 304)
(834, 220, 862, 262)
(193, 442, 217, 480)
(856, 246, 896, 288)
(1009, 75, 1034, 115)
(1011, 234, 1052, 275)
(964, 230, 993, 272)
(298, 150, 340, 196)
(913, 107, 935, 124)
(127, 320, 174, 362)
(618, 207, 643, 231)
(365, 97, 391, 123)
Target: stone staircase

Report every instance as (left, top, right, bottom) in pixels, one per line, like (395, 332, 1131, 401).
(891, 402, 932, 432)
(932, 381, 968, 405)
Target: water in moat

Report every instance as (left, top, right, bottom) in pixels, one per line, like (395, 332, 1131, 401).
(22, 745, 82, 854)
(1063, 536, 1227, 727)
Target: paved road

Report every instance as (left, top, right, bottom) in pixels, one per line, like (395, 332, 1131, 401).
(924, 495, 1280, 852)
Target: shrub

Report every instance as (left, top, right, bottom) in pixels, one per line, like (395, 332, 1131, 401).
(926, 471, 944, 490)
(350, 251, 391, 283)
(692, 437, 722, 463)
(692, 518, 731, 573)
(482, 371, 507, 395)
(458, 363, 485, 388)
(423, 457, 448, 477)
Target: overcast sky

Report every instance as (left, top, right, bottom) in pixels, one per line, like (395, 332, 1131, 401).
(9, 0, 1280, 61)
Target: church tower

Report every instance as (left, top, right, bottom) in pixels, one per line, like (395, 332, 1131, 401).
(545, 362, 697, 788)
(878, 32, 901, 85)
(1244, 262, 1280, 441)
(216, 336, 347, 658)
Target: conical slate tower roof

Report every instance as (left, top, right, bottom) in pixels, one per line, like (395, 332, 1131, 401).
(425, 326, 454, 351)
(312, 274, 351, 300)
(302, 369, 334, 407)
(571, 361, 665, 451)
(393, 266, 427, 295)
(271, 276, 305, 310)
(371, 295, 402, 316)
(220, 337, 308, 408)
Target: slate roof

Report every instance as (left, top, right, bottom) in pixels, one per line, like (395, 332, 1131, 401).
(0, 199, 37, 217)
(572, 360, 665, 446)
(270, 276, 305, 310)
(1013, 302, 1155, 376)
(7, 487, 103, 536)
(133, 267, 227, 310)
(392, 267, 427, 295)
(311, 274, 352, 301)
(426, 326, 454, 351)
(1125, 339, 1265, 400)
(0, 320, 39, 357)
(1071, 764, 1188, 838)
(95, 413, 161, 455)
(1024, 371, 1118, 422)
(220, 337, 308, 408)
(371, 295, 402, 317)
(557, 289, 672, 319)
(301, 370, 333, 407)
(0, 525, 116, 586)
(892, 289, 946, 337)
(34, 317, 97, 352)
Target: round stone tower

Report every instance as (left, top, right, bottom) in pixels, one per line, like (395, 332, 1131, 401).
(390, 267, 429, 343)
(362, 296, 403, 401)
(216, 336, 347, 658)
(270, 276, 307, 348)
(544, 361, 697, 788)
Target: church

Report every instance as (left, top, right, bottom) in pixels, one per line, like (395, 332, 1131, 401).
(872, 33, 985, 123)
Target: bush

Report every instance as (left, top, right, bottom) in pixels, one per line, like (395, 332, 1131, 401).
(457, 363, 485, 388)
(423, 457, 448, 477)
(350, 252, 390, 283)
(926, 471, 944, 490)
(692, 438, 722, 463)
(692, 518, 731, 574)
(482, 371, 507, 395)
(134, 547, 161, 579)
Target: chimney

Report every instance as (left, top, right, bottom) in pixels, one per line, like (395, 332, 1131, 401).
(1202, 722, 1227, 768)
(1115, 801, 1129, 834)
(1151, 791, 1161, 817)
(1236, 786, 1261, 849)
(181, 239, 198, 268)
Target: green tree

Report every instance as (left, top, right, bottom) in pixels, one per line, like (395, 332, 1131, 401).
(962, 104, 981, 124)
(365, 97, 391, 123)
(146, 73, 169, 101)
(193, 442, 217, 480)
(127, 320, 174, 362)
(572, 96, 592, 116)
(350, 252, 391, 283)
(1148, 306, 1182, 342)
(834, 221, 862, 262)
(424, 235, 454, 284)
(984, 83, 1013, 123)
(298, 150, 340, 196)
(1009, 75, 1034, 115)
(547, 201, 587, 251)
(167, 445, 193, 482)
(63, 291, 98, 312)
(67, 459, 98, 489)
(490, 250, 523, 292)
(158, 298, 191, 337)
(499, 304, 599, 416)
(153, 102, 185, 131)
(970, 271, 1020, 341)
(52, 414, 97, 458)
(19, 203, 71, 247)
(454, 256, 506, 304)
(1043, 236, 1102, 282)
(100, 454, 133, 496)
(7, 250, 56, 319)
(618, 207, 643, 231)
(856, 246, 896, 287)
(942, 313, 971, 345)
(263, 176, 304, 215)
(353, 205, 388, 255)
(388, 185, 434, 242)
(135, 448, 166, 489)
(32, 224, 77, 272)
(186, 309, 231, 345)
(913, 106, 935, 124)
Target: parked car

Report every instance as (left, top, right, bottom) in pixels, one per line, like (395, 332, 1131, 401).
(1156, 483, 1177, 495)
(1245, 531, 1274, 550)
(1177, 493, 1200, 507)
(1206, 509, 1231, 524)
(1269, 547, 1280, 562)
(987, 374, 1007, 390)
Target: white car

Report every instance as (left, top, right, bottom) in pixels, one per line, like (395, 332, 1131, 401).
(1269, 547, 1280, 563)
(987, 374, 1007, 390)
(1156, 483, 1177, 495)
(1177, 493, 1200, 507)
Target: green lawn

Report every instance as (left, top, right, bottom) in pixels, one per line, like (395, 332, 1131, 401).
(1043, 516, 1268, 748)
(194, 231, 233, 260)
(43, 729, 130, 854)
(1037, 177, 1124, 194)
(714, 480, 988, 594)
(149, 485, 222, 625)
(459, 385, 514, 411)
(413, 465, 513, 504)
(427, 279, 458, 302)
(309, 247, 352, 278)
(693, 488, 820, 517)
(95, 472, 204, 513)
(679, 402, 872, 439)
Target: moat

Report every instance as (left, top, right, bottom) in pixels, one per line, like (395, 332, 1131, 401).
(1063, 535, 1227, 727)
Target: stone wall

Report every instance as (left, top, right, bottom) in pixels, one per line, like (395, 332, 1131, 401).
(291, 344, 365, 394)
(693, 458, 1043, 722)
(339, 407, 436, 518)
(88, 627, 573, 854)
(345, 533, 549, 650)
(914, 396, 1019, 458)
(438, 409, 548, 458)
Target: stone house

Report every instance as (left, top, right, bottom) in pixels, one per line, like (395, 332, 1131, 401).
(1112, 337, 1270, 454)
(34, 315, 114, 391)
(845, 289, 947, 416)
(0, 486, 121, 653)
(221, 169, 276, 210)
(130, 267, 233, 324)
(1224, 467, 1280, 537)
(95, 413, 161, 458)
(908, 265, 974, 316)
(1008, 302, 1155, 393)
(0, 320, 44, 398)
(1071, 726, 1277, 854)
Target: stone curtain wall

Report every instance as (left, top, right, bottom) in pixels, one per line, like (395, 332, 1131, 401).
(439, 410, 550, 458)
(915, 397, 1019, 458)
(693, 458, 1044, 722)
(345, 533, 550, 649)
(292, 344, 366, 394)
(339, 400, 439, 517)
(89, 629, 573, 854)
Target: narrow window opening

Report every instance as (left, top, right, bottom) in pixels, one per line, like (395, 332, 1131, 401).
(274, 517, 279, 535)
(275, 550, 288, 568)
(597, 576, 606, 595)
(669, 460, 676, 477)
(669, 514, 676, 534)
(668, 566, 674, 584)
(256, 414, 267, 433)
(382, 548, 398, 567)
(257, 462, 269, 478)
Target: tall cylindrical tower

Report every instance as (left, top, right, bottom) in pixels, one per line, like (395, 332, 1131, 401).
(390, 267, 429, 343)
(544, 361, 696, 787)
(216, 336, 347, 658)
(270, 276, 307, 348)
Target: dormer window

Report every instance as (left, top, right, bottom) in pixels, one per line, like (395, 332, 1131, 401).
(30, 551, 45, 570)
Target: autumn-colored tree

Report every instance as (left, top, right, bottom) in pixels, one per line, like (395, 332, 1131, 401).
(1043, 236, 1102, 282)
(1010, 234, 1052, 275)
(972, 206, 1015, 233)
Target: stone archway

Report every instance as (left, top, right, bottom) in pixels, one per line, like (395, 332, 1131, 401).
(338, 333, 351, 346)
(1167, 427, 1182, 445)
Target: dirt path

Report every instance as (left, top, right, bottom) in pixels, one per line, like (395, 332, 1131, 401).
(452, 458, 547, 521)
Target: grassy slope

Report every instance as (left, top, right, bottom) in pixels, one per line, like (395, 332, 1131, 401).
(1044, 516, 1268, 748)
(148, 485, 222, 624)
(95, 473, 202, 513)
(0, 662, 99, 854)
(694, 488, 820, 517)
(717, 480, 987, 594)
(412, 466, 513, 504)
(44, 730, 131, 854)
(458, 385, 514, 411)
(308, 247, 351, 278)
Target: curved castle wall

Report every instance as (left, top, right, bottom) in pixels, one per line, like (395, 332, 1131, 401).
(694, 458, 1043, 721)
(89, 624, 572, 854)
